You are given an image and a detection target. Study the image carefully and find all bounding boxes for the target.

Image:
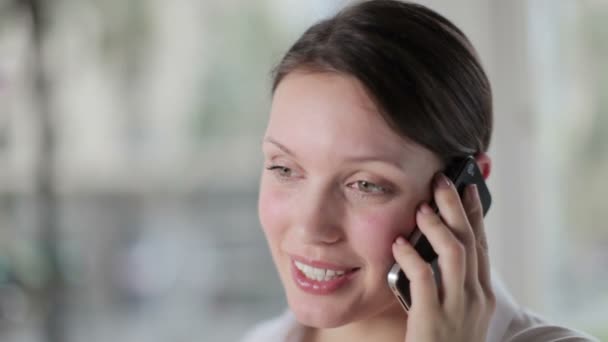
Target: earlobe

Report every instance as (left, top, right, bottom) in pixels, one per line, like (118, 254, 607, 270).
(474, 152, 492, 180)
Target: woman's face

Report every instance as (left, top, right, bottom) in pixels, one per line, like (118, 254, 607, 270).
(259, 71, 442, 328)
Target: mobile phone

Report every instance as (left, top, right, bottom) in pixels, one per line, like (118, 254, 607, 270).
(387, 156, 492, 312)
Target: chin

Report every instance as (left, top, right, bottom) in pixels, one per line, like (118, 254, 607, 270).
(288, 297, 353, 328)
(285, 285, 406, 329)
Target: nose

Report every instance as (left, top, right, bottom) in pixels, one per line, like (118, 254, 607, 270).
(294, 182, 345, 245)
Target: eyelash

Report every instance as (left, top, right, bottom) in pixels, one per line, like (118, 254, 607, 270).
(265, 165, 294, 181)
(265, 164, 391, 198)
(350, 180, 390, 198)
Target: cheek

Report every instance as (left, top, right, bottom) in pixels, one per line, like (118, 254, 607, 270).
(348, 206, 417, 266)
(258, 180, 289, 238)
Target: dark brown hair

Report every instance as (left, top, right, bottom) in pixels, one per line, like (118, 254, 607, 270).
(271, 0, 492, 164)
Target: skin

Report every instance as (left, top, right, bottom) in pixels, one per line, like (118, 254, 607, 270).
(258, 71, 494, 342)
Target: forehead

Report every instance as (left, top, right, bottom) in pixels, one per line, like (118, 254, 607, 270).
(266, 71, 425, 160)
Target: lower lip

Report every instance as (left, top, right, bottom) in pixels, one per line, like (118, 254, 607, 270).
(291, 260, 359, 295)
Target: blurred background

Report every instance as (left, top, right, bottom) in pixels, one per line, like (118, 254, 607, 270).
(0, 0, 606, 341)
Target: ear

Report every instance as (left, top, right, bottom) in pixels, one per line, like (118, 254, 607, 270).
(474, 152, 492, 180)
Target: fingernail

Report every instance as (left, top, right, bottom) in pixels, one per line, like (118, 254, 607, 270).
(418, 202, 434, 214)
(395, 236, 406, 245)
(434, 173, 451, 189)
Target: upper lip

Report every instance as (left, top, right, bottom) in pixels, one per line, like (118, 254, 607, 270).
(290, 254, 359, 271)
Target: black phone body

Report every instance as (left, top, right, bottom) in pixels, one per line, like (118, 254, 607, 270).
(387, 156, 492, 312)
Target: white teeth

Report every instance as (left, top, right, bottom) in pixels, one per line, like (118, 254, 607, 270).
(314, 268, 325, 281)
(294, 260, 350, 281)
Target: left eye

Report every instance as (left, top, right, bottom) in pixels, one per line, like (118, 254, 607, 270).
(352, 180, 387, 194)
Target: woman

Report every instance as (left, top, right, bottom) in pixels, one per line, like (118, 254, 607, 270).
(242, 1, 598, 341)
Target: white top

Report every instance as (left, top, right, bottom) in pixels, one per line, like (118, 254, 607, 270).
(240, 273, 599, 342)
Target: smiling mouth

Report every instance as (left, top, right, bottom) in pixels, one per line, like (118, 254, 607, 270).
(290, 258, 361, 295)
(293, 260, 360, 282)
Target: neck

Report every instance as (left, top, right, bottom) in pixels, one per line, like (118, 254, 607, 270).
(303, 303, 408, 342)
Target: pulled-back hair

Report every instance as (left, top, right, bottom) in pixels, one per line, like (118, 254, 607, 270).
(272, 0, 492, 163)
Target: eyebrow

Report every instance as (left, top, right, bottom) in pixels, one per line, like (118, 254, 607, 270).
(264, 137, 296, 157)
(263, 137, 406, 172)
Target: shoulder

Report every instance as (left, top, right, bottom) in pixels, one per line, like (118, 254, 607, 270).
(500, 308, 599, 342)
(239, 309, 302, 342)
(489, 272, 599, 342)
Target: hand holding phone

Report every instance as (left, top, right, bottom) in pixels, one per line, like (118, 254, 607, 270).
(387, 156, 492, 312)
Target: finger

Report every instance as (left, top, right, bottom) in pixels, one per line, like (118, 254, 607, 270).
(392, 236, 440, 312)
(416, 202, 465, 306)
(433, 173, 476, 251)
(464, 184, 492, 295)
(433, 173, 478, 290)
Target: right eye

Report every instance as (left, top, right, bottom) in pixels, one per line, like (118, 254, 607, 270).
(265, 165, 294, 180)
